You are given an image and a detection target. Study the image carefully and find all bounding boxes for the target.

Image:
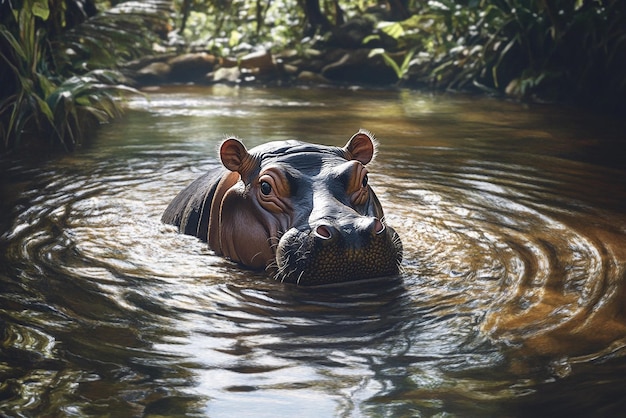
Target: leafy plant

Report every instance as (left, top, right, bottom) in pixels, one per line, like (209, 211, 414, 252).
(368, 0, 626, 110)
(179, 0, 306, 53)
(45, 70, 138, 150)
(0, 0, 172, 152)
(53, 0, 173, 73)
(369, 47, 416, 82)
(0, 0, 57, 149)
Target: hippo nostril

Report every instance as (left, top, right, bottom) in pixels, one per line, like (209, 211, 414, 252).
(315, 225, 333, 240)
(373, 218, 385, 235)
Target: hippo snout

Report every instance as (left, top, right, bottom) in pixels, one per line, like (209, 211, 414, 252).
(275, 216, 403, 286)
(313, 216, 385, 241)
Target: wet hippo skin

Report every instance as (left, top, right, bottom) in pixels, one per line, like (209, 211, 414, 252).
(162, 130, 402, 285)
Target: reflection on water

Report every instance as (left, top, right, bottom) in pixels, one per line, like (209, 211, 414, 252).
(1, 85, 626, 416)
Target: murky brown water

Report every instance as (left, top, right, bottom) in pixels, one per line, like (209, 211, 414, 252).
(1, 85, 625, 416)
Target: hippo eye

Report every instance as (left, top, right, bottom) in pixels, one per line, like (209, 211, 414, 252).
(362, 174, 368, 188)
(260, 180, 272, 195)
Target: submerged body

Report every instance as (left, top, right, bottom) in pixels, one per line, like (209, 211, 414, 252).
(162, 130, 402, 285)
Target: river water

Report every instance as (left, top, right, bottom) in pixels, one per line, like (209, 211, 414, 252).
(1, 85, 625, 417)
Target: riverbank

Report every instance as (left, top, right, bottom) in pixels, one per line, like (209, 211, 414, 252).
(124, 47, 403, 89)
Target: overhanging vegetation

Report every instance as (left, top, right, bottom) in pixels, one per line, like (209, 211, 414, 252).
(1, 0, 624, 153)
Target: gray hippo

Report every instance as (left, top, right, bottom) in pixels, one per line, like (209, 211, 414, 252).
(162, 130, 402, 285)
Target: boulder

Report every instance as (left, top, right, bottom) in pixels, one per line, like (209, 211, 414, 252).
(210, 67, 241, 83)
(135, 61, 171, 85)
(297, 71, 330, 84)
(239, 50, 276, 74)
(167, 52, 217, 82)
(328, 17, 374, 49)
(321, 49, 398, 85)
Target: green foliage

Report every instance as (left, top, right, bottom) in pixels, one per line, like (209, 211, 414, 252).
(0, 0, 55, 149)
(179, 0, 304, 54)
(54, 1, 172, 73)
(45, 70, 136, 150)
(3, 0, 623, 154)
(0, 0, 171, 152)
(369, 48, 416, 82)
(378, 0, 626, 109)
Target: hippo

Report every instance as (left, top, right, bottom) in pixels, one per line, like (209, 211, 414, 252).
(162, 130, 402, 286)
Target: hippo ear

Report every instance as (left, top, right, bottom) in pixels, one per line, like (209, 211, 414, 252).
(220, 138, 250, 173)
(343, 130, 376, 165)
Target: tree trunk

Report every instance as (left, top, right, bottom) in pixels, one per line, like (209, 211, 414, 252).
(302, 0, 332, 35)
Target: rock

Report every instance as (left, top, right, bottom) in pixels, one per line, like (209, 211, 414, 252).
(123, 53, 177, 71)
(304, 48, 323, 57)
(290, 48, 348, 74)
(290, 58, 327, 74)
(166, 52, 217, 82)
(210, 67, 241, 83)
(328, 17, 375, 49)
(296, 71, 330, 84)
(282, 64, 300, 75)
(276, 49, 300, 60)
(219, 56, 238, 68)
(505, 78, 527, 99)
(135, 61, 171, 85)
(321, 49, 398, 85)
(239, 50, 275, 74)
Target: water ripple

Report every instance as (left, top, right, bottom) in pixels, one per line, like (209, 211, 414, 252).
(378, 152, 626, 373)
(2, 87, 626, 416)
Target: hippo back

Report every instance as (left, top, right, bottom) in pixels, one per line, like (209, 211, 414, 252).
(161, 166, 228, 242)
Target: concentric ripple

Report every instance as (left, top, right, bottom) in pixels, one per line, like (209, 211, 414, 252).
(379, 150, 626, 370)
(1, 86, 626, 416)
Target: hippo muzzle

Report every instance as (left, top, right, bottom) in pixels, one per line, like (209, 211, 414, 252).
(276, 217, 402, 285)
(162, 130, 402, 286)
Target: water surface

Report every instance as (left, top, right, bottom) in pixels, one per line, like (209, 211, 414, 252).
(1, 85, 625, 416)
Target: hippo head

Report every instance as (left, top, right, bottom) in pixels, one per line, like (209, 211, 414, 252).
(212, 130, 402, 285)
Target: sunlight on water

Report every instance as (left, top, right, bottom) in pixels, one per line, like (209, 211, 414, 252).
(1, 85, 625, 416)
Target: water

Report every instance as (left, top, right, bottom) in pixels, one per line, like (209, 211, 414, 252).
(1, 85, 625, 416)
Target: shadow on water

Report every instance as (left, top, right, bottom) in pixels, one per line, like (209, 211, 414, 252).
(1, 85, 626, 416)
